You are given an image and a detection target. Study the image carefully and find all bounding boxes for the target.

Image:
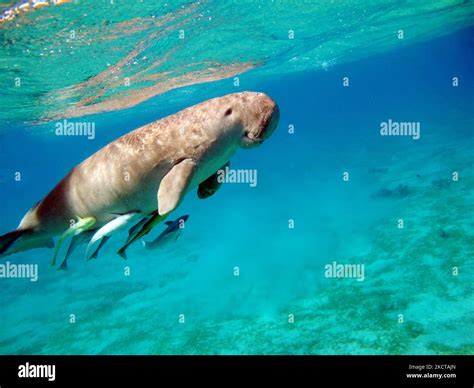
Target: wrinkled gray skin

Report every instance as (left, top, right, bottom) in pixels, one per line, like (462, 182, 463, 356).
(1, 91, 280, 256)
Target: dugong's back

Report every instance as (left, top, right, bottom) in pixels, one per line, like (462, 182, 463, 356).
(20, 111, 195, 233)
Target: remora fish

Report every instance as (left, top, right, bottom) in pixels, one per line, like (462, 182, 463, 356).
(142, 215, 189, 250)
(51, 216, 96, 267)
(57, 228, 97, 271)
(85, 212, 141, 260)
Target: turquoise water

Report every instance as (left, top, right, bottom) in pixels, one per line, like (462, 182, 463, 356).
(0, 1, 473, 354)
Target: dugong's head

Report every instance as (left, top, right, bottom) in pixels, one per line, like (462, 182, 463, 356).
(218, 92, 280, 148)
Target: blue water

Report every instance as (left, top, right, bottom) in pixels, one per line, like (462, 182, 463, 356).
(0, 16, 473, 354)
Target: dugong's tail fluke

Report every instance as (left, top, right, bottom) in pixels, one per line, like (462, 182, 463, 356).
(0, 228, 55, 258)
(0, 228, 33, 256)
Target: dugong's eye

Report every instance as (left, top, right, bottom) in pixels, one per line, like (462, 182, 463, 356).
(224, 108, 232, 116)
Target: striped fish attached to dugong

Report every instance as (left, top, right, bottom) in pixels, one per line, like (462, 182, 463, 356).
(0, 92, 280, 258)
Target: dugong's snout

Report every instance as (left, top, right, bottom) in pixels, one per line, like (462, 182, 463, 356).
(262, 100, 280, 141)
(240, 92, 280, 148)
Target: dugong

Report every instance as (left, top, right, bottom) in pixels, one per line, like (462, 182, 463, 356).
(0, 92, 279, 258)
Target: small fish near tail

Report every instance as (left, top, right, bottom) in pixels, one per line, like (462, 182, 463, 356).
(57, 228, 98, 271)
(142, 215, 189, 251)
(117, 212, 167, 259)
(51, 216, 96, 268)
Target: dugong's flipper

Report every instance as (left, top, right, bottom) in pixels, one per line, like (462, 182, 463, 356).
(158, 159, 195, 215)
(115, 159, 194, 259)
(197, 162, 229, 199)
